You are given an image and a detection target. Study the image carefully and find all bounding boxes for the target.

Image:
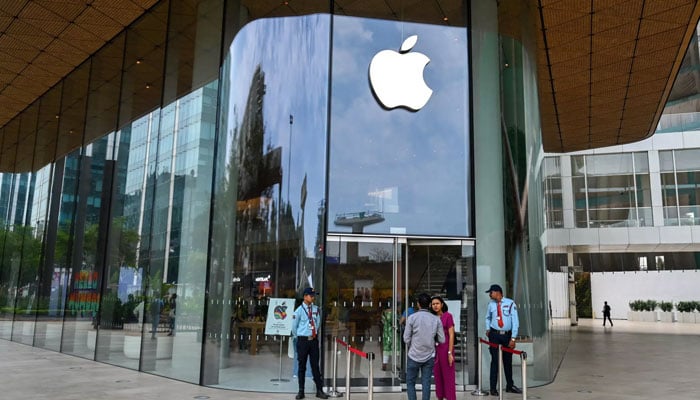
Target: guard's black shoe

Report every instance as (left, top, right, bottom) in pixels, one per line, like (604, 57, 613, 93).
(490, 390, 498, 396)
(506, 386, 522, 394)
(316, 391, 329, 399)
(295, 393, 305, 399)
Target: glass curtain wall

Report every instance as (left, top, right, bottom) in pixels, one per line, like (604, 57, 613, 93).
(660, 149, 700, 225)
(203, 5, 330, 391)
(0, 0, 223, 385)
(571, 153, 651, 228)
(499, 0, 561, 386)
(543, 157, 563, 228)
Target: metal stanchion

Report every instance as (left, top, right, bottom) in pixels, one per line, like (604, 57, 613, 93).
(367, 352, 374, 400)
(328, 338, 342, 397)
(345, 345, 352, 400)
(498, 346, 503, 400)
(471, 340, 489, 396)
(521, 352, 527, 400)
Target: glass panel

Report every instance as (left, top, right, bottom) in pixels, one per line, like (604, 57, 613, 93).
(325, 237, 400, 388)
(572, 176, 587, 227)
(676, 171, 700, 211)
(138, 0, 222, 382)
(674, 149, 700, 172)
(635, 175, 652, 208)
(84, 33, 125, 144)
(584, 153, 633, 175)
(0, 119, 21, 340)
(660, 172, 678, 207)
(570, 155, 585, 176)
(204, 14, 330, 391)
(658, 150, 674, 172)
(633, 152, 649, 173)
(117, 1, 168, 128)
(95, 114, 156, 370)
(328, 16, 470, 237)
(543, 157, 561, 178)
(61, 135, 114, 359)
(663, 206, 680, 226)
(406, 242, 476, 388)
(34, 81, 67, 351)
(12, 102, 42, 345)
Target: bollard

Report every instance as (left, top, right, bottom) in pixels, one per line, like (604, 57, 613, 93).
(471, 340, 488, 396)
(345, 345, 352, 400)
(521, 352, 527, 400)
(498, 346, 503, 400)
(329, 338, 342, 397)
(367, 352, 374, 400)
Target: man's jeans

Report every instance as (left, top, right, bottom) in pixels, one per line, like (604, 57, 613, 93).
(406, 356, 434, 400)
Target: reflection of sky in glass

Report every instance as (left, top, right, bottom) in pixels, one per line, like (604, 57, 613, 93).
(329, 16, 471, 236)
(226, 15, 330, 256)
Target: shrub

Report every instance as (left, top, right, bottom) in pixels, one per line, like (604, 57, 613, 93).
(659, 301, 673, 312)
(677, 301, 696, 313)
(645, 300, 658, 311)
(629, 300, 645, 311)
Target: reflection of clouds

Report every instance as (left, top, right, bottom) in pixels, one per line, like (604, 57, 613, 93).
(226, 15, 331, 256)
(329, 16, 470, 235)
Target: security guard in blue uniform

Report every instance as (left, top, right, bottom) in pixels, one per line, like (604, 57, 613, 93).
(292, 288, 329, 399)
(484, 284, 522, 396)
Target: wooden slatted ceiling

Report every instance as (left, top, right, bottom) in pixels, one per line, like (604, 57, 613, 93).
(537, 0, 700, 152)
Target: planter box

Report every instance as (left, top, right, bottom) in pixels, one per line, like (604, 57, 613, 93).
(123, 335, 142, 359)
(658, 311, 674, 323)
(678, 312, 697, 324)
(628, 311, 657, 321)
(156, 336, 174, 359)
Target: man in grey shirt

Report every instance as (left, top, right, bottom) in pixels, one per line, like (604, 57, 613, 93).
(403, 293, 445, 400)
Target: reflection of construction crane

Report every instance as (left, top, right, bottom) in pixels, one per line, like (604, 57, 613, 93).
(334, 211, 384, 233)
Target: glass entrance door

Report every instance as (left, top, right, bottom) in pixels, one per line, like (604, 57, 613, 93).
(403, 240, 476, 391)
(323, 236, 475, 392)
(324, 235, 404, 391)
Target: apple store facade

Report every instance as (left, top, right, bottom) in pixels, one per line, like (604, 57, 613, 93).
(0, 0, 564, 394)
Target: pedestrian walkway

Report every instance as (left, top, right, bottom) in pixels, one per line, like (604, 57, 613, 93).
(0, 318, 698, 400)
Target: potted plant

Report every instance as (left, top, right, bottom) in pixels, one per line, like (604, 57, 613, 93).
(677, 301, 697, 323)
(627, 299, 645, 321)
(658, 301, 674, 322)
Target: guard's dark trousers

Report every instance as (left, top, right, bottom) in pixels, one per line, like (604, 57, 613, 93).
(297, 337, 324, 393)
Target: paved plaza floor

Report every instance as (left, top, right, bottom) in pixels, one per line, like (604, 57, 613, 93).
(1, 318, 698, 400)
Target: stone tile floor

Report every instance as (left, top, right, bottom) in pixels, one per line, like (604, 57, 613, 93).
(1, 318, 698, 400)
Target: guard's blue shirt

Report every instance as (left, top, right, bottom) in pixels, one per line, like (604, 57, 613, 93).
(485, 297, 519, 339)
(292, 302, 321, 337)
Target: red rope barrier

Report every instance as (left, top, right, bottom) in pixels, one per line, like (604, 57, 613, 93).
(501, 346, 524, 356)
(348, 346, 368, 359)
(335, 338, 348, 348)
(479, 338, 525, 356)
(479, 338, 499, 348)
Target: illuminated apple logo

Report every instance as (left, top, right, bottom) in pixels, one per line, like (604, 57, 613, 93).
(369, 35, 433, 111)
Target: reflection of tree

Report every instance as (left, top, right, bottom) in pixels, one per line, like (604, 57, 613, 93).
(368, 247, 392, 262)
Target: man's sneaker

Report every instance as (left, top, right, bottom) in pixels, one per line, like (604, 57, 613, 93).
(506, 386, 522, 394)
(490, 389, 498, 396)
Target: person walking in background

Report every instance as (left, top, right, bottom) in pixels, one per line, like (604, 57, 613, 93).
(603, 301, 613, 326)
(292, 288, 329, 399)
(167, 293, 177, 336)
(485, 284, 521, 396)
(404, 293, 445, 400)
(431, 296, 456, 400)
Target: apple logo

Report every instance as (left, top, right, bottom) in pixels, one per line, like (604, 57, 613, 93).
(369, 35, 433, 111)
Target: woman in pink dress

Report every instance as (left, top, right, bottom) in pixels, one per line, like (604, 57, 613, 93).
(431, 296, 456, 400)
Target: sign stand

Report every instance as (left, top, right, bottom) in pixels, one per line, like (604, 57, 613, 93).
(271, 335, 290, 383)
